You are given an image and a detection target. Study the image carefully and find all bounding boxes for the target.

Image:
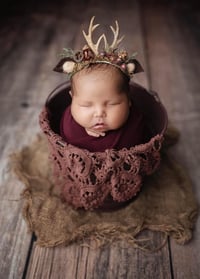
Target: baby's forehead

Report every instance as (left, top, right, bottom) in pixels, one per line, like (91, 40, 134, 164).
(73, 64, 122, 80)
(72, 72, 124, 93)
(71, 72, 122, 94)
(71, 64, 130, 95)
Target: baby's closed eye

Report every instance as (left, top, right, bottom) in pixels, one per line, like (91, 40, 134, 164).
(107, 102, 121, 106)
(79, 103, 92, 107)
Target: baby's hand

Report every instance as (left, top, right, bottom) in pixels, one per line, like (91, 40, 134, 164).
(85, 128, 106, 137)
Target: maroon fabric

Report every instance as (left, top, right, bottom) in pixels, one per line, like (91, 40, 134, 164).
(60, 105, 144, 152)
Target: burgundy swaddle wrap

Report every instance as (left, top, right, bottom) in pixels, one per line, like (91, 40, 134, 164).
(60, 105, 144, 152)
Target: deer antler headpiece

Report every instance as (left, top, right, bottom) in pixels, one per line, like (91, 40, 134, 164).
(54, 16, 143, 78)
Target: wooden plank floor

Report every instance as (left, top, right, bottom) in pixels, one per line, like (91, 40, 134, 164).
(0, 0, 199, 278)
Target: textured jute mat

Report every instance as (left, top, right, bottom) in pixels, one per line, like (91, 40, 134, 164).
(11, 126, 198, 249)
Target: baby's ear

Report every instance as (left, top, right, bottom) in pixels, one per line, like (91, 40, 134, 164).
(69, 90, 72, 97)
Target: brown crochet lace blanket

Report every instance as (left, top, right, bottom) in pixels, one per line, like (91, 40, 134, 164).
(11, 126, 198, 248)
(39, 108, 163, 210)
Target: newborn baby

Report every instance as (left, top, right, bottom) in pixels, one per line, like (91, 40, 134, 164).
(60, 63, 144, 152)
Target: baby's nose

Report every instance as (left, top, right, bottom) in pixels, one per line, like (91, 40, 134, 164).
(94, 106, 106, 117)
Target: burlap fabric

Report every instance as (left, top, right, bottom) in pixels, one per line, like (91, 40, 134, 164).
(11, 126, 198, 248)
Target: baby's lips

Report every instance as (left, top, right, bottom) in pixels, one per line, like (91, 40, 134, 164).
(93, 123, 106, 129)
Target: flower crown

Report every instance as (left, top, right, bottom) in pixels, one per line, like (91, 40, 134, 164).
(53, 16, 144, 78)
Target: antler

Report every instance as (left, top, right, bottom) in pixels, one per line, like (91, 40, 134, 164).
(109, 21, 124, 50)
(82, 16, 104, 55)
(82, 16, 124, 54)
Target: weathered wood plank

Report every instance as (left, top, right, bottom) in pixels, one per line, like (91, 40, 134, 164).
(27, 235, 171, 279)
(141, 1, 200, 278)
(0, 5, 79, 278)
(0, 113, 37, 279)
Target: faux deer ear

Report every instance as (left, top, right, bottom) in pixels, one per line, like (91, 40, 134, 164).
(126, 63, 135, 74)
(126, 59, 144, 75)
(62, 61, 75, 73)
(53, 58, 75, 74)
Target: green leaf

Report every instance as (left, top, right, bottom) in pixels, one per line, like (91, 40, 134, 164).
(60, 48, 75, 58)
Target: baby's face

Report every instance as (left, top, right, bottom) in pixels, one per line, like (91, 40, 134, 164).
(70, 69, 130, 135)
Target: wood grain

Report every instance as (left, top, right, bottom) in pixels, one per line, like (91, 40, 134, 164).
(141, 1, 200, 278)
(0, 0, 199, 278)
(26, 234, 171, 279)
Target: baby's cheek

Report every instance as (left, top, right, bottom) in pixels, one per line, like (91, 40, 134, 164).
(109, 114, 123, 129)
(82, 112, 93, 125)
(116, 109, 129, 127)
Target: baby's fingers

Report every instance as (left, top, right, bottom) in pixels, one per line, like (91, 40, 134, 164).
(86, 129, 105, 137)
